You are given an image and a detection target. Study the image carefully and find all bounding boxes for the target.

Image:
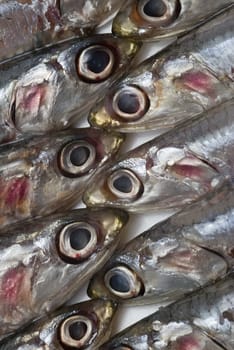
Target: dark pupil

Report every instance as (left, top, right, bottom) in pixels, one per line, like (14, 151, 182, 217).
(113, 175, 133, 193)
(70, 228, 91, 250)
(69, 321, 87, 341)
(143, 0, 167, 17)
(109, 272, 130, 293)
(85, 48, 110, 74)
(117, 92, 140, 114)
(70, 146, 90, 167)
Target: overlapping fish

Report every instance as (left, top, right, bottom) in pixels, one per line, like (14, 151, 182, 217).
(0, 208, 127, 339)
(88, 182, 234, 305)
(0, 299, 116, 349)
(0, 128, 123, 227)
(84, 99, 234, 212)
(0, 34, 139, 144)
(89, 6, 234, 132)
(100, 274, 234, 350)
(0, 0, 124, 62)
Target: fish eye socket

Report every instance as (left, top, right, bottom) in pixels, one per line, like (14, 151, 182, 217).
(138, 0, 180, 24)
(107, 169, 143, 200)
(104, 265, 144, 299)
(112, 86, 150, 121)
(58, 222, 98, 263)
(77, 45, 115, 83)
(59, 140, 96, 177)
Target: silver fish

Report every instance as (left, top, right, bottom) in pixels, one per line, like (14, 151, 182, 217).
(99, 274, 234, 350)
(0, 0, 124, 62)
(0, 34, 139, 144)
(0, 128, 123, 227)
(112, 0, 234, 40)
(88, 182, 234, 305)
(0, 208, 127, 339)
(84, 99, 234, 212)
(89, 7, 234, 132)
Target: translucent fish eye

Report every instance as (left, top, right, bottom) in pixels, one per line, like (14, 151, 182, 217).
(77, 45, 115, 83)
(59, 140, 96, 177)
(104, 265, 144, 299)
(59, 315, 94, 348)
(58, 222, 98, 263)
(138, 0, 180, 25)
(112, 86, 150, 121)
(107, 169, 143, 200)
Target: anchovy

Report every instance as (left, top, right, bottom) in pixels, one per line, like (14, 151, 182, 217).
(0, 208, 127, 339)
(0, 34, 139, 144)
(112, 0, 234, 40)
(0, 128, 123, 227)
(88, 182, 234, 305)
(89, 6, 234, 132)
(99, 274, 234, 350)
(84, 99, 234, 212)
(0, 0, 124, 62)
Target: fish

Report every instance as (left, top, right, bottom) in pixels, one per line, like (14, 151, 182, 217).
(0, 207, 127, 339)
(0, 34, 139, 144)
(89, 6, 234, 132)
(112, 0, 234, 40)
(84, 98, 234, 212)
(0, 128, 123, 227)
(99, 274, 234, 350)
(0, 0, 125, 62)
(0, 298, 117, 349)
(88, 182, 234, 305)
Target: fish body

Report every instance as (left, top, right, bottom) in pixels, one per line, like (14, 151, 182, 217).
(0, 208, 127, 339)
(89, 7, 234, 132)
(0, 128, 123, 227)
(0, 34, 139, 144)
(84, 99, 234, 212)
(100, 274, 234, 350)
(88, 183, 234, 305)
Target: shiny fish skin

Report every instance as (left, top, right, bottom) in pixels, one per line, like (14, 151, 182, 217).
(0, 128, 123, 227)
(0, 299, 117, 350)
(100, 275, 234, 350)
(0, 208, 127, 339)
(88, 182, 234, 305)
(0, 35, 139, 144)
(84, 99, 234, 212)
(89, 7, 234, 132)
(112, 0, 234, 40)
(0, 0, 124, 62)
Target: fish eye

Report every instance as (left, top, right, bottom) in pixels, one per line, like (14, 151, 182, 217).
(59, 140, 96, 177)
(77, 45, 115, 83)
(59, 314, 95, 348)
(112, 86, 150, 121)
(138, 0, 180, 25)
(104, 265, 144, 299)
(58, 222, 98, 263)
(107, 169, 143, 200)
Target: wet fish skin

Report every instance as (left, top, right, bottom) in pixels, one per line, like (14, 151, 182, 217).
(84, 99, 234, 212)
(0, 34, 140, 144)
(0, 207, 128, 339)
(88, 182, 234, 305)
(100, 275, 234, 350)
(0, 128, 124, 227)
(112, 0, 234, 40)
(90, 7, 234, 132)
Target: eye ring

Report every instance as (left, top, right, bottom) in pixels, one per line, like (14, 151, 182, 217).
(138, 0, 180, 25)
(58, 222, 98, 263)
(77, 45, 115, 83)
(59, 140, 96, 177)
(104, 265, 144, 299)
(107, 169, 143, 200)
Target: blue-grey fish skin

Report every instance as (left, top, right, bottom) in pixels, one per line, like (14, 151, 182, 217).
(0, 208, 127, 339)
(88, 182, 234, 305)
(100, 274, 234, 350)
(84, 99, 234, 212)
(89, 6, 234, 132)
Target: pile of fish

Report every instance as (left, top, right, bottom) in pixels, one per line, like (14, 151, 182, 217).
(0, 0, 233, 349)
